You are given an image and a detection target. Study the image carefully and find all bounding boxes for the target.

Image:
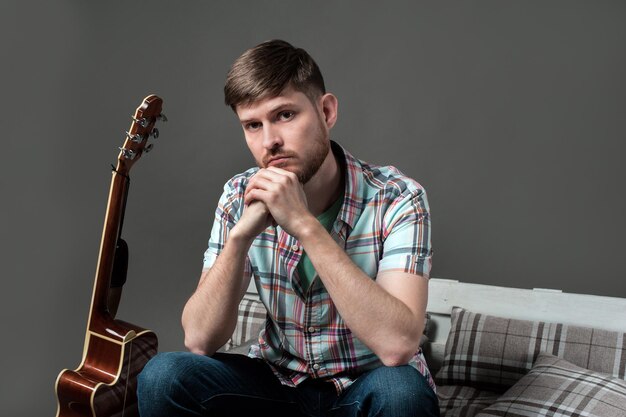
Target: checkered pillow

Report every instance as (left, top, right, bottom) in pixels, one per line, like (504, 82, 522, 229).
(436, 307, 626, 391)
(222, 294, 266, 352)
(475, 353, 626, 417)
(437, 385, 499, 417)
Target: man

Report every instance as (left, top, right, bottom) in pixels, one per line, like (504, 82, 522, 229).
(138, 39, 438, 417)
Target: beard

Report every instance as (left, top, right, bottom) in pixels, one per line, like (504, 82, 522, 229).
(294, 135, 329, 184)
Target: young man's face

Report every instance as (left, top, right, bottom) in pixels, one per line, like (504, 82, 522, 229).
(235, 87, 335, 184)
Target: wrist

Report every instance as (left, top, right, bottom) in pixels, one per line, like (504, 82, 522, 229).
(228, 227, 256, 249)
(294, 215, 324, 242)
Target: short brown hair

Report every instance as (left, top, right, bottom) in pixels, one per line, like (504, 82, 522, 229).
(224, 39, 326, 110)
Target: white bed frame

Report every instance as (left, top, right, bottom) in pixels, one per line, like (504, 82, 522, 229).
(425, 278, 626, 373)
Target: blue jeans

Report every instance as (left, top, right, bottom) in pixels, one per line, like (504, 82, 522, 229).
(137, 352, 439, 417)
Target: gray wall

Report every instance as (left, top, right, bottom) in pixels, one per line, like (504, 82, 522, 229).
(1, 1, 624, 415)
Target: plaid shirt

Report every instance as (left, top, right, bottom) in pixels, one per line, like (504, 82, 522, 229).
(203, 141, 435, 393)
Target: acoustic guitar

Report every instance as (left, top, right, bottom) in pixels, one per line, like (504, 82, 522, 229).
(55, 95, 165, 417)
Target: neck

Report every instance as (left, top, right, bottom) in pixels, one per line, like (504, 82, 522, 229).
(304, 145, 343, 217)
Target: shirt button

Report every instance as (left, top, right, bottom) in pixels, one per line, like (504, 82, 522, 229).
(312, 363, 320, 370)
(291, 244, 300, 252)
(308, 326, 316, 333)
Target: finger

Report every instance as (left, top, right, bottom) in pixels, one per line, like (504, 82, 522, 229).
(245, 172, 267, 199)
(246, 199, 268, 211)
(246, 176, 278, 200)
(242, 200, 275, 230)
(248, 198, 271, 213)
(258, 167, 296, 183)
(246, 169, 282, 193)
(265, 167, 298, 182)
(246, 169, 296, 200)
(244, 187, 271, 206)
(264, 166, 289, 174)
(265, 166, 294, 174)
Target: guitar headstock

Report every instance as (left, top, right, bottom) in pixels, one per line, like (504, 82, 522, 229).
(116, 94, 166, 176)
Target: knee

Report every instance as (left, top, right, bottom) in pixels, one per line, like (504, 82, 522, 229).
(137, 352, 203, 411)
(369, 366, 420, 400)
(139, 352, 189, 391)
(361, 366, 439, 416)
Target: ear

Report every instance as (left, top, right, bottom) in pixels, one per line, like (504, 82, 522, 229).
(319, 93, 338, 130)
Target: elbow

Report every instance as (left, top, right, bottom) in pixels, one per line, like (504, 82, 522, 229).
(184, 336, 210, 356)
(181, 314, 215, 356)
(181, 315, 234, 357)
(182, 314, 232, 356)
(183, 332, 219, 357)
(379, 349, 415, 367)
(378, 334, 421, 367)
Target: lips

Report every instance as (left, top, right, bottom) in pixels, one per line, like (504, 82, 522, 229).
(267, 157, 289, 166)
(266, 156, 292, 167)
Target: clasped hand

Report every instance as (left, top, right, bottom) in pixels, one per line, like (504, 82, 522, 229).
(239, 167, 312, 239)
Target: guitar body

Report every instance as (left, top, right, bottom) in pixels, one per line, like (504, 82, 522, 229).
(55, 324, 157, 417)
(55, 95, 165, 417)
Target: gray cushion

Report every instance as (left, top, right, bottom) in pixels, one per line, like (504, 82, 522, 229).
(436, 307, 626, 391)
(475, 353, 626, 417)
(222, 295, 266, 353)
(437, 385, 499, 417)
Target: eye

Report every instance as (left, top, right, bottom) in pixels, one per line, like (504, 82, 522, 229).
(245, 121, 262, 131)
(277, 111, 295, 121)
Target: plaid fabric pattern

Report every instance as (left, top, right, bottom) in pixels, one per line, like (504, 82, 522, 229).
(223, 294, 267, 351)
(203, 141, 434, 393)
(436, 307, 626, 391)
(437, 385, 500, 417)
(475, 353, 626, 417)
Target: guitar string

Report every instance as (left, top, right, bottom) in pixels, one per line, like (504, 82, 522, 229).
(121, 340, 133, 417)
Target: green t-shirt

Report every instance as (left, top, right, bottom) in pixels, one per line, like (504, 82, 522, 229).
(296, 195, 343, 293)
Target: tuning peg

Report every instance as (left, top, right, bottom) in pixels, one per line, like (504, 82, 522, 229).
(132, 116, 149, 128)
(145, 143, 155, 153)
(126, 131, 144, 143)
(157, 113, 168, 123)
(119, 147, 136, 160)
(149, 128, 159, 139)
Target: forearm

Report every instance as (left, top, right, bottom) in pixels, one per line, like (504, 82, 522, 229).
(181, 232, 253, 356)
(298, 219, 424, 366)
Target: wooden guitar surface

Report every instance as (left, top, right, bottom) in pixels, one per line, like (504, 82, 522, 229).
(55, 95, 165, 417)
(55, 326, 157, 417)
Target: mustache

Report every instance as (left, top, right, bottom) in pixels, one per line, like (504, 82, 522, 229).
(262, 151, 296, 166)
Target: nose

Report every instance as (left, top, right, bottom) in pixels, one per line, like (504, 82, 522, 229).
(262, 123, 283, 151)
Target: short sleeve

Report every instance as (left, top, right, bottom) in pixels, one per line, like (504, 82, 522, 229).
(202, 180, 252, 279)
(377, 188, 432, 278)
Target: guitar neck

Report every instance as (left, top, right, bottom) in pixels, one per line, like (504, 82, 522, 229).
(88, 168, 130, 334)
(83, 94, 163, 339)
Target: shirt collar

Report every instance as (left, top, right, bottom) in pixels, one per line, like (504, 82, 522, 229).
(330, 141, 364, 231)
